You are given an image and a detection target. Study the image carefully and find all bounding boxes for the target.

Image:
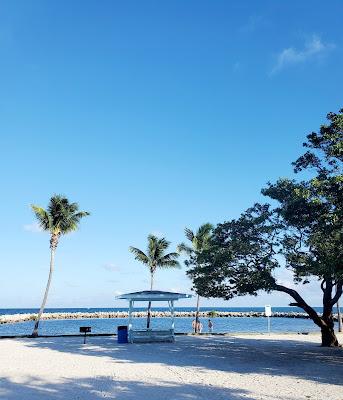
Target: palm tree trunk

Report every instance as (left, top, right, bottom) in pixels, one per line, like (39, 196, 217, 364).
(195, 294, 200, 333)
(147, 272, 154, 329)
(32, 244, 56, 337)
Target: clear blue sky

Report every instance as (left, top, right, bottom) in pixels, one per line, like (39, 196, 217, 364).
(0, 1, 342, 308)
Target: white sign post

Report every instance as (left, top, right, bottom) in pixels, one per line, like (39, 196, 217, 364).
(265, 305, 272, 334)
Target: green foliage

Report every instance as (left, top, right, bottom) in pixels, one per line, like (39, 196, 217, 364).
(188, 204, 278, 299)
(178, 223, 213, 265)
(293, 108, 343, 175)
(178, 223, 213, 297)
(262, 178, 342, 282)
(31, 195, 90, 237)
(188, 108, 343, 346)
(208, 310, 217, 318)
(129, 235, 180, 276)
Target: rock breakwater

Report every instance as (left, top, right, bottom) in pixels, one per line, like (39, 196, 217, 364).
(0, 310, 337, 325)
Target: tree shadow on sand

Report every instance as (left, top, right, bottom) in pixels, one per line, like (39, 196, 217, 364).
(14, 335, 343, 386)
(0, 376, 255, 400)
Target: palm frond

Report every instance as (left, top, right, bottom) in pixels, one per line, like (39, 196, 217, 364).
(177, 242, 193, 255)
(196, 223, 213, 238)
(157, 237, 170, 250)
(184, 227, 195, 242)
(73, 211, 91, 219)
(159, 252, 180, 268)
(195, 223, 213, 250)
(147, 234, 170, 260)
(45, 195, 90, 235)
(61, 211, 91, 234)
(130, 234, 180, 276)
(129, 246, 150, 265)
(159, 255, 181, 268)
(31, 205, 51, 231)
(159, 259, 181, 269)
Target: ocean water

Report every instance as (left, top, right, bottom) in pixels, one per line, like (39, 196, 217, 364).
(0, 307, 326, 336)
(0, 306, 322, 315)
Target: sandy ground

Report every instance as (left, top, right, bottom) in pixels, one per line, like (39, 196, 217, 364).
(0, 333, 342, 400)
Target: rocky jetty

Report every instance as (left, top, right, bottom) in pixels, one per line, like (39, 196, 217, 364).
(0, 310, 338, 324)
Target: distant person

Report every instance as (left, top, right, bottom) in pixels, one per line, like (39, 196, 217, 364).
(208, 319, 213, 333)
(196, 320, 203, 333)
(192, 319, 196, 333)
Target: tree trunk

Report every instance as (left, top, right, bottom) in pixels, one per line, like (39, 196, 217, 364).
(336, 285, 342, 333)
(337, 300, 343, 333)
(321, 324, 339, 347)
(32, 243, 56, 337)
(147, 272, 154, 329)
(275, 283, 340, 347)
(321, 279, 340, 346)
(195, 294, 200, 333)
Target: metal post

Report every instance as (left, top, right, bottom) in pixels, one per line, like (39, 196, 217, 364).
(264, 305, 272, 335)
(84, 332, 87, 344)
(267, 316, 271, 334)
(168, 301, 171, 323)
(128, 300, 133, 342)
(171, 300, 175, 331)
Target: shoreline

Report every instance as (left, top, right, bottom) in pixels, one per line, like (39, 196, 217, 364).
(1, 310, 339, 325)
(0, 331, 322, 340)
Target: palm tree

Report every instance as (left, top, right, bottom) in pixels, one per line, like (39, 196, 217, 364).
(31, 195, 90, 337)
(129, 235, 180, 328)
(178, 223, 213, 333)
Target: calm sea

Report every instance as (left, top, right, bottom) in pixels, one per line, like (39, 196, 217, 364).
(0, 307, 329, 336)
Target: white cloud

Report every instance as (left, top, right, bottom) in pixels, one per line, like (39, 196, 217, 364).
(102, 263, 120, 272)
(272, 35, 334, 73)
(23, 222, 42, 233)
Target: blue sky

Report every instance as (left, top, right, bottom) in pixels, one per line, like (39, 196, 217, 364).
(0, 1, 342, 308)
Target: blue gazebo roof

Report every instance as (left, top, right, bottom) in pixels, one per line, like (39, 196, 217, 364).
(116, 290, 192, 302)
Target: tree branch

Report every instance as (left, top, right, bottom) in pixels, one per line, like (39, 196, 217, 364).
(275, 284, 324, 328)
(331, 281, 343, 306)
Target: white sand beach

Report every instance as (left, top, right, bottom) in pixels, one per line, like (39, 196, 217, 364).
(0, 333, 342, 400)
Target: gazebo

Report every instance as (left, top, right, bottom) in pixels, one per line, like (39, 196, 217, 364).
(116, 290, 192, 343)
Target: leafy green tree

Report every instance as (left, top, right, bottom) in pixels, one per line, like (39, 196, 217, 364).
(188, 109, 342, 346)
(178, 224, 213, 333)
(31, 195, 90, 337)
(129, 235, 180, 328)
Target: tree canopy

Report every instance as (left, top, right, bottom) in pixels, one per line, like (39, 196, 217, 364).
(32, 194, 90, 247)
(188, 109, 343, 346)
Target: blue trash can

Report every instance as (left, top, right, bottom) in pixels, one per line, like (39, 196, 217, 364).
(117, 325, 128, 343)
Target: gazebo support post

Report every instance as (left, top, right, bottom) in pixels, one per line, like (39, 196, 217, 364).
(128, 300, 133, 342)
(171, 300, 175, 332)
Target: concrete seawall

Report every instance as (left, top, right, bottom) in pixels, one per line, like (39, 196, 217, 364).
(1, 310, 337, 324)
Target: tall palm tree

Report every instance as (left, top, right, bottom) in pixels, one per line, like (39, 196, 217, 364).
(178, 223, 213, 333)
(31, 195, 90, 337)
(129, 235, 180, 328)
